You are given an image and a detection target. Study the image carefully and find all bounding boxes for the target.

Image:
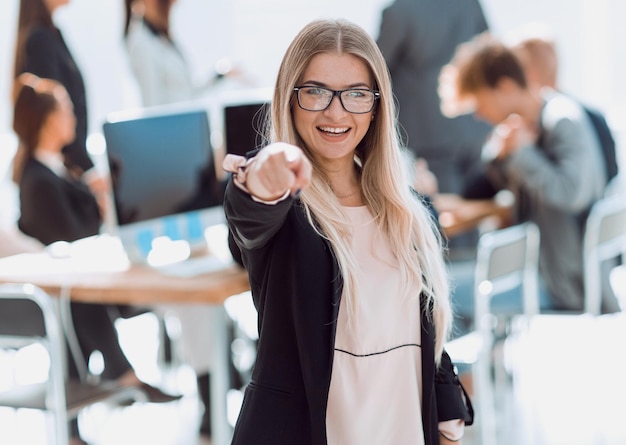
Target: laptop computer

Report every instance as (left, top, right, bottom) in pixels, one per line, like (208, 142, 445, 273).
(102, 104, 227, 269)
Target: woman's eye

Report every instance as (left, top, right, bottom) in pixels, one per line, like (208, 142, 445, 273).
(306, 88, 326, 97)
(346, 90, 366, 98)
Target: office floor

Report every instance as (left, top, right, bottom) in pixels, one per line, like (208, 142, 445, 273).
(466, 313, 626, 445)
(0, 314, 217, 445)
(2, 312, 625, 445)
(0, 388, 213, 445)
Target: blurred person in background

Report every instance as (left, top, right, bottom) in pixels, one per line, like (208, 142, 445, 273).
(441, 33, 620, 324)
(13, 72, 181, 444)
(123, 0, 194, 106)
(376, 0, 492, 198)
(508, 24, 623, 313)
(123, 0, 244, 107)
(13, 0, 107, 198)
(122, 1, 247, 437)
(506, 23, 620, 191)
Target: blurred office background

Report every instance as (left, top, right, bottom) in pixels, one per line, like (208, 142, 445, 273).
(0, 0, 625, 164)
(1, 1, 625, 444)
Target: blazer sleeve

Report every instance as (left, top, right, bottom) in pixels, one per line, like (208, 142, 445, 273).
(435, 349, 474, 425)
(223, 178, 294, 253)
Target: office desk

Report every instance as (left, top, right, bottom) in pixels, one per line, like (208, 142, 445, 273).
(0, 234, 250, 445)
(434, 193, 514, 238)
(0, 196, 512, 443)
(0, 243, 250, 305)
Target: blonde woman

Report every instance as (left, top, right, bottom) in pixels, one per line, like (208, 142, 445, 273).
(223, 19, 472, 444)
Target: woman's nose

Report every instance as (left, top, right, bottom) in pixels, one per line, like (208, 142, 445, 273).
(323, 94, 348, 117)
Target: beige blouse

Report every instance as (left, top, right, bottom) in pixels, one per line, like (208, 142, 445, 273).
(325, 205, 463, 444)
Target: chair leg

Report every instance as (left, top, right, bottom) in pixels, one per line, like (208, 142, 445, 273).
(68, 418, 81, 444)
(159, 315, 173, 365)
(475, 332, 498, 445)
(197, 372, 212, 437)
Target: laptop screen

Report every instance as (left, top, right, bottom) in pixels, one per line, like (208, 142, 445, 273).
(104, 108, 222, 225)
(103, 106, 225, 262)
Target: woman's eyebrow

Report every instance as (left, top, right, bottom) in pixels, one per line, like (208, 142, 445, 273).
(299, 80, 372, 89)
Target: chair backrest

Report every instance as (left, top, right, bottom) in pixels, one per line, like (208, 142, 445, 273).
(583, 195, 626, 315)
(446, 223, 539, 445)
(0, 284, 147, 444)
(473, 222, 540, 327)
(0, 283, 69, 444)
(583, 105, 619, 183)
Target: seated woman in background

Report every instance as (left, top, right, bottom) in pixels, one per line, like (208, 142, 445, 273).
(14, 74, 103, 245)
(12, 73, 180, 444)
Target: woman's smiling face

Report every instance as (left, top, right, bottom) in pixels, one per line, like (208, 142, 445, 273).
(293, 52, 375, 169)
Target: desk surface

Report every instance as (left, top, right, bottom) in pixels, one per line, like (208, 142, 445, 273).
(0, 235, 250, 305)
(434, 193, 513, 238)
(0, 196, 511, 304)
(0, 232, 250, 445)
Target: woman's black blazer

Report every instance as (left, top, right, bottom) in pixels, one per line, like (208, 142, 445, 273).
(224, 180, 472, 444)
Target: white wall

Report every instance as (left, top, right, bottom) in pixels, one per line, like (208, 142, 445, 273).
(0, 0, 391, 138)
(1, 0, 624, 164)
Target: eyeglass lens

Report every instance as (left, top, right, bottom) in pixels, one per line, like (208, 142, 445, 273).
(296, 87, 376, 113)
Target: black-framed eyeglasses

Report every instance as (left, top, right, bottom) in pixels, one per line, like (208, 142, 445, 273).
(293, 86, 380, 114)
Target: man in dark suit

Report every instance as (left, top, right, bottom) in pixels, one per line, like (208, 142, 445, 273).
(376, 0, 492, 195)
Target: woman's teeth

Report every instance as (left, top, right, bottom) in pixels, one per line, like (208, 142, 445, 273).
(318, 126, 349, 134)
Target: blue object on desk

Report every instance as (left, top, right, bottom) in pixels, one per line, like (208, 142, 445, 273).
(136, 228, 154, 257)
(163, 216, 182, 241)
(186, 211, 204, 242)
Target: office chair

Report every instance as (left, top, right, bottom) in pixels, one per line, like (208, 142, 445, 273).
(582, 194, 626, 315)
(446, 221, 540, 445)
(0, 283, 146, 445)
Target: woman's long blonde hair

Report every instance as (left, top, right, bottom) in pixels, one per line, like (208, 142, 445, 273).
(270, 18, 451, 362)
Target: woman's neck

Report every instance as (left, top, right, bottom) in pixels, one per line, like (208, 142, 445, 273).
(143, 9, 169, 35)
(325, 164, 362, 206)
(33, 148, 66, 177)
(35, 131, 65, 157)
(34, 145, 63, 159)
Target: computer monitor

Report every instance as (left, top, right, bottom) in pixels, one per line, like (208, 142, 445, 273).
(210, 88, 273, 158)
(103, 104, 225, 264)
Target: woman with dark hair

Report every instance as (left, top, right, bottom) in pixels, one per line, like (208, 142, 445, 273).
(13, 73, 180, 444)
(123, 0, 197, 106)
(123, 0, 240, 107)
(13, 73, 100, 244)
(14, 0, 92, 176)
